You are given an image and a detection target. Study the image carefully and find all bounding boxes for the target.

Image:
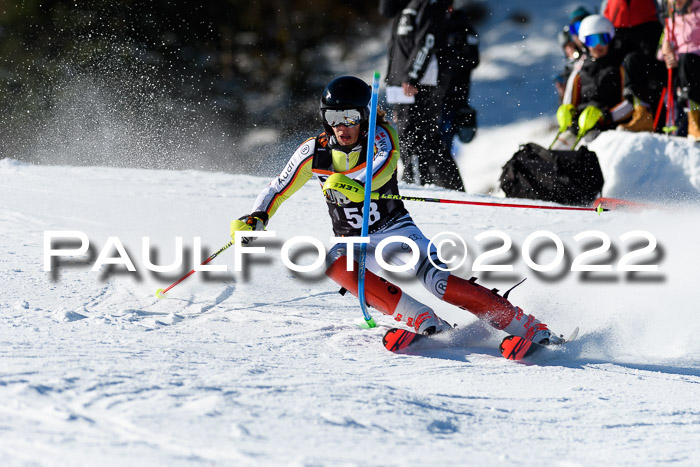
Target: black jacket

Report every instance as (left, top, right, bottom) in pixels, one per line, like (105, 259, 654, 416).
(576, 53, 624, 128)
(441, 9, 479, 102)
(380, 0, 452, 87)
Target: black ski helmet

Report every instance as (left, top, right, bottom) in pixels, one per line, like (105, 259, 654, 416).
(319, 76, 371, 136)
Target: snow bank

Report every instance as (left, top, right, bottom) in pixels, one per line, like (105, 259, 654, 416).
(590, 131, 700, 202)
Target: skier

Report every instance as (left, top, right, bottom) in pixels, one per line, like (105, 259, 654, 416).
(553, 15, 633, 149)
(231, 75, 564, 345)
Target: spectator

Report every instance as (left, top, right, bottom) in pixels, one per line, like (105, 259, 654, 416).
(603, 0, 667, 132)
(439, 4, 480, 155)
(555, 6, 591, 102)
(603, 0, 663, 57)
(380, 0, 466, 191)
(553, 15, 633, 149)
(659, 0, 700, 140)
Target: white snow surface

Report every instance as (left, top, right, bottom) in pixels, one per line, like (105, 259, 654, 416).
(2, 141, 700, 465)
(3, 0, 700, 464)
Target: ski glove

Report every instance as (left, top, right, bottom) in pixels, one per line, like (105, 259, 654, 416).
(231, 212, 268, 244)
(324, 189, 353, 206)
(556, 104, 576, 132)
(578, 106, 603, 134)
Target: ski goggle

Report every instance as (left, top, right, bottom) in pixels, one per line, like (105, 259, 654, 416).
(584, 33, 612, 47)
(323, 109, 363, 128)
(569, 20, 582, 36)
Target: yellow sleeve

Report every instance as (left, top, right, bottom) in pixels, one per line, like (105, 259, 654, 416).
(370, 123, 400, 190)
(251, 138, 315, 218)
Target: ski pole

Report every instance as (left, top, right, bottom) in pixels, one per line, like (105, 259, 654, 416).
(663, 16, 678, 136)
(571, 130, 586, 150)
(323, 175, 608, 213)
(155, 240, 234, 298)
(663, 68, 678, 135)
(374, 192, 606, 213)
(357, 71, 381, 329)
(547, 129, 564, 150)
(653, 86, 667, 131)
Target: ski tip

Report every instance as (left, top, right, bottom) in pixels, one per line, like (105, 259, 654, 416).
(383, 328, 421, 352)
(500, 335, 538, 360)
(155, 288, 166, 299)
(567, 327, 580, 343)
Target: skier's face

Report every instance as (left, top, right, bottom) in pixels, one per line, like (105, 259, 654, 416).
(332, 123, 361, 146)
(589, 43, 609, 59)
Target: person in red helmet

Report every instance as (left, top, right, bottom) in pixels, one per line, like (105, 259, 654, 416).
(232, 75, 564, 345)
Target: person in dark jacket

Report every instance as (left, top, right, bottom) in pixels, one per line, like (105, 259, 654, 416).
(603, 0, 663, 57)
(553, 15, 632, 149)
(380, 0, 466, 192)
(439, 5, 480, 155)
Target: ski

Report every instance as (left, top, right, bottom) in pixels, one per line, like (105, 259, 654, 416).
(500, 327, 579, 361)
(382, 327, 429, 352)
(383, 326, 579, 361)
(382, 326, 459, 352)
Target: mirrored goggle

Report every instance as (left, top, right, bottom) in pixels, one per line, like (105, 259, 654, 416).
(569, 20, 582, 36)
(584, 33, 611, 47)
(324, 109, 363, 128)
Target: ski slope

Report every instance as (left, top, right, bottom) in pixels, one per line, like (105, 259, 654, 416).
(3, 0, 700, 463)
(1, 135, 700, 464)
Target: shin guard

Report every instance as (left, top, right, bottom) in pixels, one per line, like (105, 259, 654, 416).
(443, 276, 544, 339)
(326, 256, 438, 333)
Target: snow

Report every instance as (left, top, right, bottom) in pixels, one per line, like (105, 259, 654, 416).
(2, 146, 700, 465)
(3, 2, 700, 466)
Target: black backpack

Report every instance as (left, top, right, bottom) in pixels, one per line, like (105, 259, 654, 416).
(499, 143, 604, 205)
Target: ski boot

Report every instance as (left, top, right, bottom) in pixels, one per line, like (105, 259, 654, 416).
(530, 323, 565, 345)
(419, 317, 453, 336)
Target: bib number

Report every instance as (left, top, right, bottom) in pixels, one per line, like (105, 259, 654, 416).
(344, 203, 381, 229)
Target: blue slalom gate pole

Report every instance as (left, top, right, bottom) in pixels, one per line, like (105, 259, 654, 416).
(357, 71, 380, 328)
